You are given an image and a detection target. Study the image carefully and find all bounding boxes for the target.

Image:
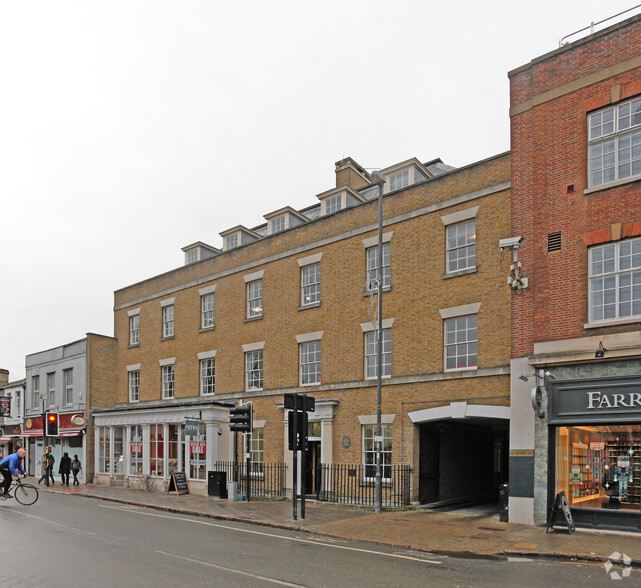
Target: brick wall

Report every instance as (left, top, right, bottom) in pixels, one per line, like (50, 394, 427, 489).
(509, 15, 641, 358)
(111, 153, 511, 498)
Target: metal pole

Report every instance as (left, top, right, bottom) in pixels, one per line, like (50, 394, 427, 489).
(371, 171, 385, 514)
(292, 394, 298, 520)
(245, 432, 251, 502)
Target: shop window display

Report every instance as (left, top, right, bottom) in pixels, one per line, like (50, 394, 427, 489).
(556, 425, 640, 511)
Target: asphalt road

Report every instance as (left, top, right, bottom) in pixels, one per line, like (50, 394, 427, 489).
(0, 491, 633, 587)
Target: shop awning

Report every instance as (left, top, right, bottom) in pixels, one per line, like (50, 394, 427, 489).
(0, 435, 19, 442)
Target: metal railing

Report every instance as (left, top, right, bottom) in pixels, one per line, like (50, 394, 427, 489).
(316, 463, 411, 507)
(212, 461, 287, 498)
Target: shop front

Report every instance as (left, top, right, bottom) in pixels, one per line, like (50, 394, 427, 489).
(548, 375, 641, 532)
(93, 401, 231, 495)
(21, 412, 86, 481)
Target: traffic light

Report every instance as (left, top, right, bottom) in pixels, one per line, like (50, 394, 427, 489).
(229, 403, 253, 433)
(288, 410, 308, 451)
(45, 412, 59, 436)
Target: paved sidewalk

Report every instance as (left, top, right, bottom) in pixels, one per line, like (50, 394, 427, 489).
(42, 483, 641, 567)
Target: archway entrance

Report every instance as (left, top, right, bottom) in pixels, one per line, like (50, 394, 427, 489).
(409, 402, 509, 507)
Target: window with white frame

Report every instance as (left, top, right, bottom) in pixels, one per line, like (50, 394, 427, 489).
(167, 424, 179, 473)
(363, 424, 392, 480)
(324, 194, 342, 214)
(446, 220, 476, 273)
(46, 372, 55, 407)
(200, 358, 216, 395)
(247, 279, 263, 318)
(186, 249, 199, 264)
(245, 350, 263, 391)
(225, 233, 239, 250)
(63, 368, 73, 405)
(32, 375, 40, 407)
(250, 428, 264, 474)
(149, 424, 165, 477)
(300, 340, 321, 385)
(270, 215, 286, 234)
(366, 243, 390, 291)
(444, 314, 478, 370)
(128, 369, 140, 402)
(98, 427, 110, 473)
(130, 424, 143, 475)
(201, 293, 215, 329)
(364, 329, 392, 379)
(301, 263, 320, 306)
(15, 390, 20, 414)
(589, 237, 641, 322)
(188, 422, 206, 480)
(162, 364, 175, 399)
(588, 96, 641, 187)
(162, 304, 174, 338)
(129, 314, 140, 345)
(114, 426, 124, 474)
(389, 169, 409, 191)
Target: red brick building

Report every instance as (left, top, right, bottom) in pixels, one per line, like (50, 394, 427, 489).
(508, 14, 641, 531)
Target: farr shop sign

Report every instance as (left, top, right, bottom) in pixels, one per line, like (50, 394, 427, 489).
(548, 375, 641, 424)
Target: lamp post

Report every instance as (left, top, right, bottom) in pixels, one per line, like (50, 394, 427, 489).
(370, 170, 386, 514)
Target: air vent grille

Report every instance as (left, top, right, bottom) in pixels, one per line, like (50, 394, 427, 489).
(547, 232, 562, 252)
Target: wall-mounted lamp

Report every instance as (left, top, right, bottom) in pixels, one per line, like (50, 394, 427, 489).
(595, 341, 607, 359)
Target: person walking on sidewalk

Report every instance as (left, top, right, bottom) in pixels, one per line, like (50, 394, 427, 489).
(71, 454, 82, 485)
(38, 450, 48, 485)
(45, 448, 55, 486)
(59, 452, 71, 486)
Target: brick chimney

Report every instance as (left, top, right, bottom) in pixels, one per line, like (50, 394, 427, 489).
(334, 157, 371, 189)
(0, 369, 9, 386)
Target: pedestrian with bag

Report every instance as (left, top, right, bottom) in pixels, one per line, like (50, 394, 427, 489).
(45, 447, 55, 486)
(38, 450, 48, 485)
(71, 454, 82, 485)
(59, 452, 71, 486)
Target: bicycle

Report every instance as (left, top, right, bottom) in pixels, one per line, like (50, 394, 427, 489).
(0, 476, 39, 506)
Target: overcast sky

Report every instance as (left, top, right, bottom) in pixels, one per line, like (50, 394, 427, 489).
(1, 1, 638, 381)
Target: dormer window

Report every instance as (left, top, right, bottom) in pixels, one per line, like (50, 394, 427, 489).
(379, 158, 432, 194)
(225, 233, 239, 250)
(181, 242, 220, 265)
(270, 215, 286, 234)
(317, 186, 366, 216)
(324, 194, 342, 214)
(389, 169, 409, 191)
(264, 207, 307, 236)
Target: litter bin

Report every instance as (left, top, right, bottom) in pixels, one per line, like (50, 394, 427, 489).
(499, 483, 509, 522)
(208, 471, 228, 498)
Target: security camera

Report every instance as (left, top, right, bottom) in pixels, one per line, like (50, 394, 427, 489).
(499, 236, 524, 249)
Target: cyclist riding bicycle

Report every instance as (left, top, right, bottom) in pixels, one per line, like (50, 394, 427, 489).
(0, 448, 27, 498)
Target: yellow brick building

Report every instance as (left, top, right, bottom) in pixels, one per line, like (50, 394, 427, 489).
(93, 152, 511, 504)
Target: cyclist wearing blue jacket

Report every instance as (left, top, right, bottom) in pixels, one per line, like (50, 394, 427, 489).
(0, 448, 27, 498)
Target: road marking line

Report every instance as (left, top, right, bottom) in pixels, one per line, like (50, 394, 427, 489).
(156, 550, 302, 586)
(0, 508, 97, 535)
(99, 504, 441, 565)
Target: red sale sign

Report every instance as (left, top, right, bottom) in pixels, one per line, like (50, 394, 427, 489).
(190, 441, 205, 454)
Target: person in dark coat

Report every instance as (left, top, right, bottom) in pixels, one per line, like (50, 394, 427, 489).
(45, 448, 55, 485)
(71, 454, 82, 485)
(59, 452, 71, 486)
